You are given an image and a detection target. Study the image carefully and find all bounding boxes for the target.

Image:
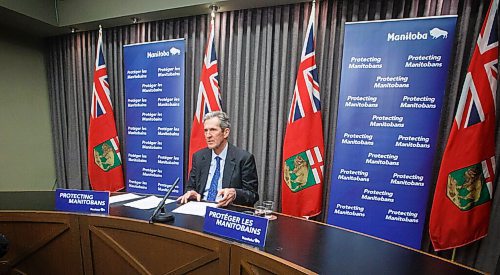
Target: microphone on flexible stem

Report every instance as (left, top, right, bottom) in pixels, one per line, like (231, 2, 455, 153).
(149, 177, 180, 223)
(0, 234, 8, 258)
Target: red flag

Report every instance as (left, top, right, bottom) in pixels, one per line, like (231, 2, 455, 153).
(188, 18, 222, 172)
(87, 28, 125, 192)
(282, 3, 324, 217)
(429, 0, 498, 250)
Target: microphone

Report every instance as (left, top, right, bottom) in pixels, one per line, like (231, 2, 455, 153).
(149, 177, 180, 223)
(0, 234, 8, 258)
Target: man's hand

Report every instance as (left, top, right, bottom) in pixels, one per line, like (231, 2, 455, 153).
(177, 190, 201, 204)
(216, 188, 236, 207)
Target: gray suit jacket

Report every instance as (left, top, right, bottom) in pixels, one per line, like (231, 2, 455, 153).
(186, 143, 259, 206)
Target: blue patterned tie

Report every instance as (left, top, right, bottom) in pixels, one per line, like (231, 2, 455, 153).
(207, 156, 221, 201)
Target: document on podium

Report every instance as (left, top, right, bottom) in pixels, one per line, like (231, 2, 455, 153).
(124, 195, 176, 210)
(172, 201, 217, 217)
(109, 193, 143, 204)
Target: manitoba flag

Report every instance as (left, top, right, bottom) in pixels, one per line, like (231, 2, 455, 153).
(87, 27, 125, 192)
(282, 2, 324, 217)
(188, 17, 222, 172)
(429, 0, 498, 250)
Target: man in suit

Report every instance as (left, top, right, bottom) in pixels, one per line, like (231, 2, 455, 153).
(178, 111, 259, 207)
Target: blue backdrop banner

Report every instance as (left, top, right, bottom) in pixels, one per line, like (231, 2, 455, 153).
(124, 39, 185, 196)
(326, 16, 457, 249)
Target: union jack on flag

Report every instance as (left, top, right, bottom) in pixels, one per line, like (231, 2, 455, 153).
(282, 2, 325, 217)
(91, 32, 113, 118)
(454, 5, 498, 129)
(288, 13, 321, 124)
(195, 20, 222, 122)
(429, 0, 498, 250)
(455, 73, 486, 128)
(188, 18, 223, 172)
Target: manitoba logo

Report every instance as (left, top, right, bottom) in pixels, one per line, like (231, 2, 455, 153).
(429, 28, 448, 39)
(146, 47, 180, 58)
(93, 138, 122, 172)
(283, 147, 323, 192)
(169, 47, 181, 55)
(387, 27, 448, 42)
(446, 159, 494, 211)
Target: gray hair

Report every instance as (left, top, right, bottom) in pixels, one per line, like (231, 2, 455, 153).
(203, 111, 231, 129)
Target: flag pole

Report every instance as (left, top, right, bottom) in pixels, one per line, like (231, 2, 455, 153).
(210, 4, 218, 23)
(209, 5, 217, 41)
(451, 248, 456, 262)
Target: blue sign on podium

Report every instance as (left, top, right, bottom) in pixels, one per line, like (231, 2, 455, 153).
(55, 189, 110, 214)
(203, 207, 269, 247)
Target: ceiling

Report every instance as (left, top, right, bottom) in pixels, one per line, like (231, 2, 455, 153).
(0, 0, 308, 37)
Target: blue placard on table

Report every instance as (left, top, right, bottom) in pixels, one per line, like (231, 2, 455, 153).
(326, 16, 457, 249)
(203, 207, 269, 247)
(55, 189, 109, 214)
(123, 39, 185, 196)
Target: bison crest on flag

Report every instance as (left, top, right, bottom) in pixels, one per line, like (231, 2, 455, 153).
(93, 138, 122, 172)
(283, 146, 323, 192)
(446, 160, 494, 211)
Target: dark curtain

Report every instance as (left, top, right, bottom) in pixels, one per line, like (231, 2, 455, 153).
(46, 0, 500, 273)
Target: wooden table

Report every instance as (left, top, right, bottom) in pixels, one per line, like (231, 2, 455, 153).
(0, 191, 484, 274)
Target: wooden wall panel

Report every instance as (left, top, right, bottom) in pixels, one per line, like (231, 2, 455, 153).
(230, 245, 317, 275)
(80, 216, 230, 275)
(0, 212, 83, 275)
